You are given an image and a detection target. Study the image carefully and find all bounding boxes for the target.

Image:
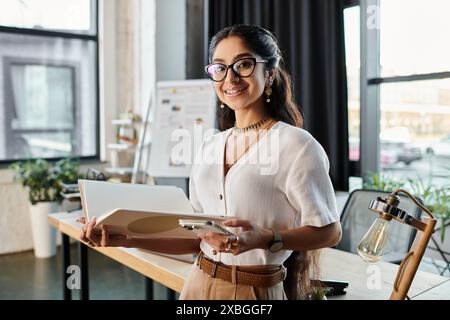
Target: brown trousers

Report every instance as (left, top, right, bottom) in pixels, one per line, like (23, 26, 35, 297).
(179, 262, 287, 300)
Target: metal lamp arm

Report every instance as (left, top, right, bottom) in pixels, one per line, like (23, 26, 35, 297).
(394, 189, 435, 220)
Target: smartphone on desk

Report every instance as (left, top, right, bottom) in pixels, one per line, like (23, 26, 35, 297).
(179, 219, 235, 236)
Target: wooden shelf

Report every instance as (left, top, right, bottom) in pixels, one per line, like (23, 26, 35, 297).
(107, 143, 137, 151)
(105, 167, 134, 175)
(111, 119, 134, 126)
(112, 119, 152, 126)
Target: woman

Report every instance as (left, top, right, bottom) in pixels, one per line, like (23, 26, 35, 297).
(80, 24, 341, 300)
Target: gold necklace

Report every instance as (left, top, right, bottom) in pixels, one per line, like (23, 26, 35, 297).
(227, 118, 273, 165)
(233, 116, 271, 133)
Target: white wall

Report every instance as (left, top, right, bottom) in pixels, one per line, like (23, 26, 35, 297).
(99, 0, 118, 163)
(155, 0, 186, 81)
(135, 0, 156, 117)
(0, 183, 33, 253)
(152, 0, 188, 191)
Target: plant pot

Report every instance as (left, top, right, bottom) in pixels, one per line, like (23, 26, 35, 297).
(29, 201, 59, 258)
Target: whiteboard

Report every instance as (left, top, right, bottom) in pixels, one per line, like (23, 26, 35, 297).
(147, 79, 217, 178)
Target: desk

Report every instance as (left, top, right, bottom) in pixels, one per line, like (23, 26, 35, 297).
(49, 210, 449, 300)
(320, 246, 447, 299)
(413, 279, 450, 300)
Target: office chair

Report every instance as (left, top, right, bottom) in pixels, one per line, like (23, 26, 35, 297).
(336, 189, 423, 264)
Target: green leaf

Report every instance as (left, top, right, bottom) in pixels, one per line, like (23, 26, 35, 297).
(363, 171, 450, 242)
(9, 157, 81, 205)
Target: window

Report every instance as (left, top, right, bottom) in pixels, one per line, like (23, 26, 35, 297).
(353, 0, 450, 189)
(379, 78, 450, 187)
(0, 0, 96, 34)
(379, 0, 450, 77)
(377, 0, 450, 188)
(0, 0, 98, 162)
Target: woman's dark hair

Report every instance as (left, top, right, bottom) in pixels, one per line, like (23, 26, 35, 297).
(208, 24, 318, 300)
(208, 24, 304, 131)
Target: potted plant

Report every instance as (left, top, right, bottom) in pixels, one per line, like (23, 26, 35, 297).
(309, 286, 327, 300)
(9, 158, 80, 258)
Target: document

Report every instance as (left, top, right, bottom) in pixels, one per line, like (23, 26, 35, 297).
(78, 180, 228, 239)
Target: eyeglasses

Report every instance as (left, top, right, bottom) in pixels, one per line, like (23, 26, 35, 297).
(205, 57, 268, 82)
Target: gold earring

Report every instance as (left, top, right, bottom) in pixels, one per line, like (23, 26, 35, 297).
(265, 86, 272, 103)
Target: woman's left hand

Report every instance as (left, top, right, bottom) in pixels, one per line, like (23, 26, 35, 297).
(199, 219, 273, 255)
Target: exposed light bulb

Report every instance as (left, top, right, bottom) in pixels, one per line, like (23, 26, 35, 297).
(357, 216, 391, 262)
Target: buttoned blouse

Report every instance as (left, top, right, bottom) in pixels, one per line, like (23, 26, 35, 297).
(189, 121, 339, 266)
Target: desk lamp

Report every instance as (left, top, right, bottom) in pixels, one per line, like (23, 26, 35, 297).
(357, 189, 436, 300)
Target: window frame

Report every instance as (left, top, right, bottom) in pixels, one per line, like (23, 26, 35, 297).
(0, 0, 99, 165)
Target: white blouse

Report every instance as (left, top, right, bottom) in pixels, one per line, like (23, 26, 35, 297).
(189, 121, 339, 266)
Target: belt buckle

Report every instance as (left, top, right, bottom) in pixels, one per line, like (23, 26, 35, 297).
(196, 252, 203, 266)
(210, 261, 219, 278)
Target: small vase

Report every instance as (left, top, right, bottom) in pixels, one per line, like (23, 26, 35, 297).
(29, 202, 59, 258)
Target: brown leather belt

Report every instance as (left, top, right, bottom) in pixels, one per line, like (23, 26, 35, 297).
(197, 251, 285, 287)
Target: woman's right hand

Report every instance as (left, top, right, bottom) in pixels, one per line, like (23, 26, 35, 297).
(79, 217, 132, 248)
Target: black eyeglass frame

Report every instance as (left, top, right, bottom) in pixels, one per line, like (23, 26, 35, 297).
(204, 57, 268, 82)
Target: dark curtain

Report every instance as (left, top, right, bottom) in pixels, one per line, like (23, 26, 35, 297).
(206, 0, 350, 191)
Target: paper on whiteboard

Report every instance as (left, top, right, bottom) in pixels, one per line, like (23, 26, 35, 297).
(148, 80, 217, 178)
